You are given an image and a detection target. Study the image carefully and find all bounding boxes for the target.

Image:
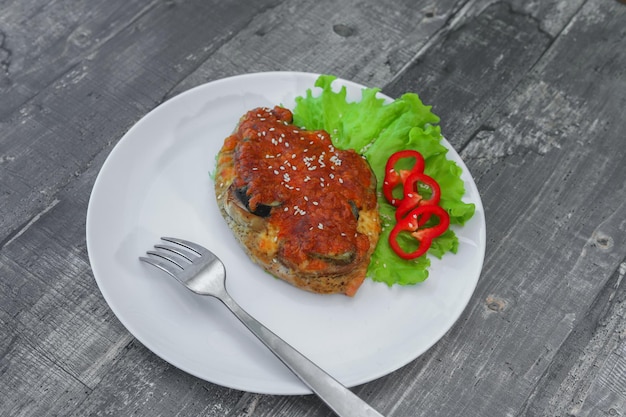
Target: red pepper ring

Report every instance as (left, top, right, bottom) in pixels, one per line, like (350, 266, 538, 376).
(389, 205, 450, 260)
(382, 150, 425, 207)
(395, 172, 442, 221)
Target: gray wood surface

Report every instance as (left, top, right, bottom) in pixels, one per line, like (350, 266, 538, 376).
(1, 0, 625, 416)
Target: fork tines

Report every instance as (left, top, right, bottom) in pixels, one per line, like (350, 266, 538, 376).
(139, 237, 204, 277)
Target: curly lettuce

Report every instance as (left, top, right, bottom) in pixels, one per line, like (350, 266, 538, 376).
(293, 75, 475, 286)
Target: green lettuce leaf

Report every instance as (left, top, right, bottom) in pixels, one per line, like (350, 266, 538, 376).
(293, 75, 475, 286)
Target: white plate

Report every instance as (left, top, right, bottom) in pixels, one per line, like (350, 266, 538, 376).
(86, 71, 486, 395)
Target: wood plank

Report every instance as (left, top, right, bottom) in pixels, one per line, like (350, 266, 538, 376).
(68, 339, 244, 417)
(579, 318, 626, 416)
(0, 153, 131, 413)
(0, 310, 90, 416)
(508, 0, 586, 37)
(384, 1, 578, 150)
(522, 261, 626, 415)
(169, 0, 471, 97)
(0, 0, 159, 119)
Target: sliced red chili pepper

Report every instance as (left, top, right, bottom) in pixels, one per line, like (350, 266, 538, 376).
(382, 150, 425, 207)
(395, 172, 441, 221)
(389, 205, 450, 260)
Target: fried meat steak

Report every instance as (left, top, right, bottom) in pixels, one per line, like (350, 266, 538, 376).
(214, 106, 380, 296)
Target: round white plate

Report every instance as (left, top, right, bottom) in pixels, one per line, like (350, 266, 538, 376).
(86, 71, 486, 395)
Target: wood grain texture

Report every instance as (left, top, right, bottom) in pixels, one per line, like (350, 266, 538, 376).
(0, 0, 160, 119)
(169, 0, 470, 96)
(1, 0, 626, 415)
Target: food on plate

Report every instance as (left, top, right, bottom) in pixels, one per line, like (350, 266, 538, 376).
(214, 106, 381, 296)
(293, 75, 476, 286)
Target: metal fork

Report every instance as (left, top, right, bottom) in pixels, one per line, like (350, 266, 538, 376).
(140, 237, 385, 417)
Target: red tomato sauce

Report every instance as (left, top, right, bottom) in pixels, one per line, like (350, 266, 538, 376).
(224, 106, 376, 272)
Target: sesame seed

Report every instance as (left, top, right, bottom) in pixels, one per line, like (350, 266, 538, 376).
(318, 223, 324, 230)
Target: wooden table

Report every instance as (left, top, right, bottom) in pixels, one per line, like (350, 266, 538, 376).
(2, 0, 625, 415)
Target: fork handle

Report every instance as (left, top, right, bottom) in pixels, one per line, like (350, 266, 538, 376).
(218, 292, 385, 417)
